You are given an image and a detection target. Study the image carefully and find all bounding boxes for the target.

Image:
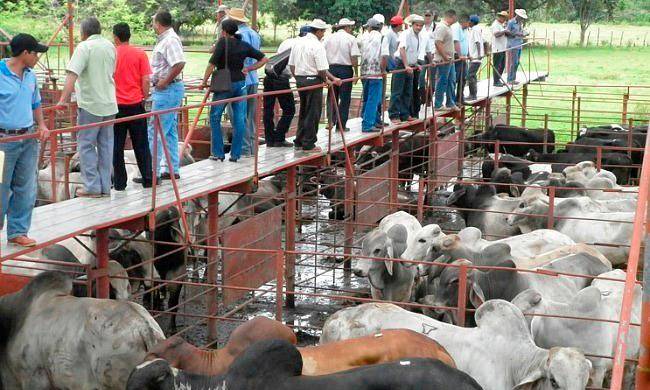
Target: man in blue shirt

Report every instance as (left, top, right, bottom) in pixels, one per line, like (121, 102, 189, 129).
(228, 8, 261, 157)
(452, 14, 471, 104)
(507, 9, 529, 84)
(0, 34, 50, 247)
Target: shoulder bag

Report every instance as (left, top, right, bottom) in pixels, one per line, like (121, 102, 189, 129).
(210, 38, 232, 93)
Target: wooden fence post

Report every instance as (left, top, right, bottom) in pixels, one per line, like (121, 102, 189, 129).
(596, 28, 600, 46)
(567, 31, 571, 46)
(620, 31, 624, 46)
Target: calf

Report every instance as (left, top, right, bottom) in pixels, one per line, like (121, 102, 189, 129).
(480, 154, 532, 182)
(321, 301, 591, 390)
(467, 124, 555, 156)
(525, 149, 632, 184)
(127, 340, 482, 390)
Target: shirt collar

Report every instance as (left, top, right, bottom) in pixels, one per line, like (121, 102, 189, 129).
(157, 28, 175, 42)
(85, 34, 102, 41)
(0, 59, 32, 78)
(306, 32, 320, 42)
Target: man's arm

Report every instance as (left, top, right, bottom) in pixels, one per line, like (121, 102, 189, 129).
(318, 69, 341, 85)
(290, 65, 296, 77)
(33, 106, 49, 141)
(243, 56, 269, 75)
(55, 71, 78, 107)
(201, 63, 216, 88)
(142, 74, 151, 99)
(400, 47, 412, 74)
(156, 62, 185, 90)
(435, 41, 450, 62)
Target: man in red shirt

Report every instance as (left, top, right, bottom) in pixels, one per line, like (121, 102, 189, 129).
(112, 22, 153, 189)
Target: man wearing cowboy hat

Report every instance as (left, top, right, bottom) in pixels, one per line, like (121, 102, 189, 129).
(323, 18, 360, 132)
(214, 4, 230, 42)
(506, 8, 529, 85)
(491, 11, 509, 87)
(289, 19, 341, 153)
(228, 8, 261, 157)
(433, 10, 459, 111)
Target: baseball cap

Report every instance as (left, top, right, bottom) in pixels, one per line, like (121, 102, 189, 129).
(390, 15, 404, 26)
(299, 25, 312, 37)
(367, 18, 382, 29)
(373, 14, 385, 24)
(10, 33, 48, 56)
(470, 15, 480, 24)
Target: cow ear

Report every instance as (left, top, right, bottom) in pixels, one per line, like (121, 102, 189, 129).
(469, 282, 485, 309)
(512, 369, 544, 390)
(446, 188, 466, 206)
(510, 184, 520, 197)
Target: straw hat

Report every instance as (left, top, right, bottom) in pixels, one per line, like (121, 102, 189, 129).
(227, 8, 249, 23)
(336, 18, 356, 27)
(307, 19, 331, 30)
(408, 14, 425, 24)
(515, 9, 528, 19)
(497, 11, 509, 17)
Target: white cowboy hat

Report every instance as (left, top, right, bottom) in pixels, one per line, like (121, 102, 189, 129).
(307, 18, 331, 30)
(336, 18, 356, 27)
(217, 4, 229, 13)
(227, 8, 249, 23)
(515, 9, 528, 19)
(372, 14, 385, 24)
(408, 14, 425, 24)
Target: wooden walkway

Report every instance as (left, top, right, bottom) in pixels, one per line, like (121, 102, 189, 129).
(0, 71, 547, 260)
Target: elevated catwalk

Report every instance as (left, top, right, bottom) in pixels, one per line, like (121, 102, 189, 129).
(0, 71, 547, 260)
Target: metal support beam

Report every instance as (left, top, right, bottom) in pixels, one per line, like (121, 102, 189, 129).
(95, 228, 110, 299)
(67, 0, 74, 57)
(389, 131, 399, 212)
(284, 166, 296, 308)
(343, 149, 356, 273)
(206, 192, 219, 342)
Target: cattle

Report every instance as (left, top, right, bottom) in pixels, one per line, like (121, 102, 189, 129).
(127, 339, 482, 390)
(352, 211, 422, 278)
(467, 124, 556, 156)
(512, 269, 641, 388)
(0, 271, 165, 390)
(566, 136, 629, 154)
(507, 197, 634, 265)
(445, 183, 521, 239)
(400, 224, 447, 271)
(583, 176, 638, 201)
(36, 152, 84, 205)
(525, 150, 632, 184)
(320, 301, 591, 390)
(481, 154, 532, 182)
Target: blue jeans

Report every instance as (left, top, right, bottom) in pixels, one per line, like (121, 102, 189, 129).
(210, 80, 247, 160)
(508, 47, 522, 82)
(362, 79, 383, 126)
(242, 84, 257, 156)
(434, 63, 457, 108)
(148, 81, 184, 176)
(77, 108, 115, 194)
(388, 64, 414, 120)
(0, 136, 38, 239)
(362, 79, 383, 131)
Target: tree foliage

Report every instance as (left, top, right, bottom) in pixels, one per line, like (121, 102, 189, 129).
(127, 0, 216, 32)
(295, 0, 398, 24)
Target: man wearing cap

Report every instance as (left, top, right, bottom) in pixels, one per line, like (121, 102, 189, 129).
(388, 14, 427, 124)
(466, 15, 484, 101)
(228, 8, 261, 157)
(262, 26, 310, 148)
(372, 14, 387, 35)
(385, 16, 403, 72)
(0, 34, 49, 247)
(491, 11, 509, 87)
(419, 10, 438, 104)
(56, 17, 118, 197)
(358, 18, 388, 132)
(452, 14, 471, 104)
(323, 18, 360, 131)
(289, 19, 341, 153)
(507, 9, 529, 85)
(433, 9, 459, 111)
(215, 4, 230, 42)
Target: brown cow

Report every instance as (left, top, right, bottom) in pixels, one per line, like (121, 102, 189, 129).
(299, 329, 456, 375)
(145, 316, 297, 375)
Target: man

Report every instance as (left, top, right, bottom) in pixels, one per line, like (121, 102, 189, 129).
(419, 10, 437, 104)
(452, 14, 470, 104)
(288, 19, 341, 153)
(263, 26, 310, 148)
(148, 10, 186, 180)
(228, 8, 260, 157)
(323, 18, 360, 132)
(385, 15, 403, 72)
(388, 14, 427, 124)
(507, 8, 529, 85)
(56, 17, 118, 197)
(215, 4, 230, 42)
(433, 10, 459, 111)
(491, 11, 508, 86)
(112, 22, 153, 190)
(466, 15, 484, 101)
(0, 34, 49, 247)
(358, 18, 388, 132)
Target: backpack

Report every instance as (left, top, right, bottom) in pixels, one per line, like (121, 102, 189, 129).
(264, 48, 291, 80)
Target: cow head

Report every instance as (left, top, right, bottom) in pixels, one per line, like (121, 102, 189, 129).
(513, 348, 591, 390)
(399, 224, 445, 275)
(507, 199, 549, 233)
(356, 225, 407, 280)
(511, 289, 544, 330)
(524, 149, 540, 162)
(125, 359, 176, 390)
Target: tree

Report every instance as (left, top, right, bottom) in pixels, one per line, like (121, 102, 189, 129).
(259, 0, 302, 40)
(128, 0, 216, 33)
(295, 0, 397, 24)
(564, 0, 620, 46)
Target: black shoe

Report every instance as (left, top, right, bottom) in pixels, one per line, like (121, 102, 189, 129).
(134, 176, 160, 184)
(161, 172, 180, 180)
(229, 157, 238, 162)
(293, 142, 302, 149)
(209, 155, 225, 161)
(266, 142, 278, 147)
(344, 127, 351, 132)
(114, 187, 126, 192)
(142, 181, 156, 188)
(273, 141, 293, 147)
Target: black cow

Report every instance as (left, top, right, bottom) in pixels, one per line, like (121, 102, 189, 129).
(126, 340, 483, 390)
(467, 125, 555, 156)
(525, 150, 632, 184)
(480, 154, 532, 181)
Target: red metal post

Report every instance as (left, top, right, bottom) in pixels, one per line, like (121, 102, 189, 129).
(284, 166, 296, 308)
(275, 250, 284, 321)
(521, 84, 528, 127)
(457, 263, 468, 327)
(596, 146, 602, 172)
(95, 228, 110, 299)
(505, 93, 512, 125)
(49, 134, 58, 203)
(206, 192, 219, 342)
(417, 177, 425, 221)
(494, 140, 500, 169)
(638, 231, 650, 388)
(389, 131, 399, 212)
(547, 186, 556, 229)
(67, 0, 74, 57)
(343, 149, 356, 273)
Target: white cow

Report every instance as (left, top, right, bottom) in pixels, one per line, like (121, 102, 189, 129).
(512, 269, 641, 388)
(0, 271, 165, 390)
(520, 186, 637, 212)
(320, 301, 591, 390)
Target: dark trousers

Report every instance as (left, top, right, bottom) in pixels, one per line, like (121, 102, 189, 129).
(467, 62, 481, 99)
(388, 62, 414, 120)
(295, 76, 324, 149)
(113, 103, 152, 189)
(492, 52, 506, 84)
(263, 77, 296, 143)
(411, 67, 421, 118)
(327, 64, 353, 128)
(455, 60, 467, 104)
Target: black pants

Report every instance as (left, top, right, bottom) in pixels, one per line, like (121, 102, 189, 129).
(455, 60, 467, 104)
(467, 62, 481, 99)
(411, 67, 421, 118)
(113, 103, 152, 189)
(492, 52, 506, 85)
(327, 64, 353, 128)
(295, 76, 324, 150)
(263, 77, 296, 143)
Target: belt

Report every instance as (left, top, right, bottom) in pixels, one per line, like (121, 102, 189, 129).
(0, 127, 29, 135)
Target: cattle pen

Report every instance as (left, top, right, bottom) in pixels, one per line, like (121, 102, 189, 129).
(1, 3, 650, 390)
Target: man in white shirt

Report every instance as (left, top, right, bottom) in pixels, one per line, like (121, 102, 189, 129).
(323, 18, 360, 131)
(289, 19, 341, 153)
(491, 11, 508, 86)
(466, 15, 484, 101)
(388, 14, 426, 124)
(433, 10, 459, 110)
(419, 10, 437, 104)
(358, 18, 388, 132)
